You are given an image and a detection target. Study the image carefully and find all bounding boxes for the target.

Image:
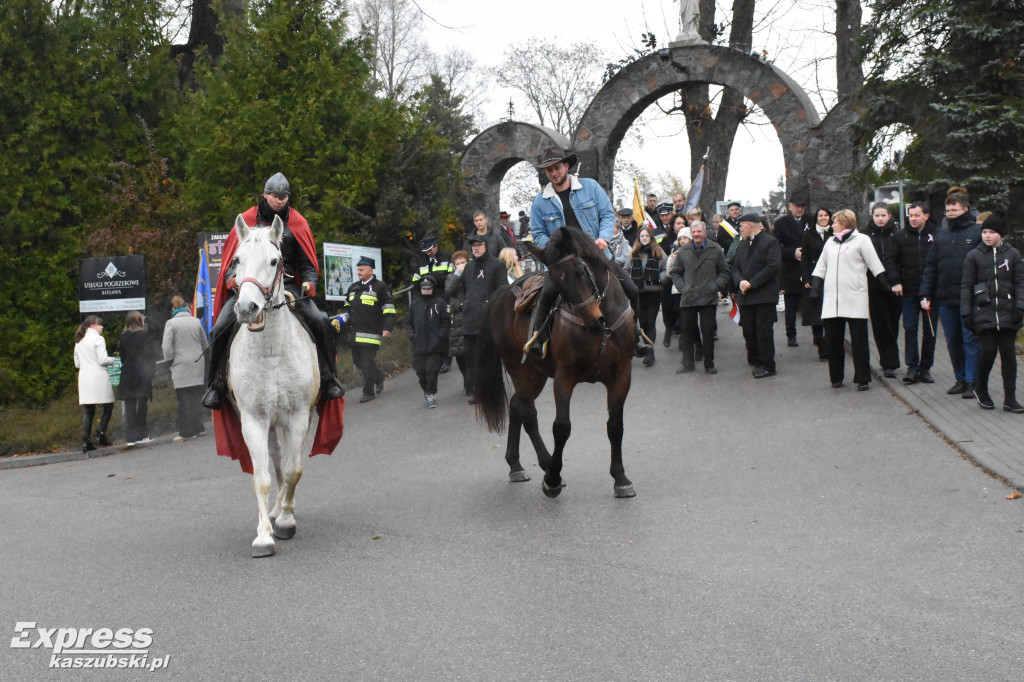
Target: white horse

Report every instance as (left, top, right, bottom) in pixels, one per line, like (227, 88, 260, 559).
(229, 214, 319, 557)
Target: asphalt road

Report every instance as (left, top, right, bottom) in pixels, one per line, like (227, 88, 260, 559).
(3, 309, 1023, 680)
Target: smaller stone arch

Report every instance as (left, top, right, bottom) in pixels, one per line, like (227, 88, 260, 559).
(459, 122, 568, 220)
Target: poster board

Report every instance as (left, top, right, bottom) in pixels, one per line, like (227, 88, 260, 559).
(78, 256, 146, 313)
(323, 243, 382, 302)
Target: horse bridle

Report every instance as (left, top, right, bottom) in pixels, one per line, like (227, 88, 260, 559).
(553, 254, 608, 312)
(237, 259, 284, 314)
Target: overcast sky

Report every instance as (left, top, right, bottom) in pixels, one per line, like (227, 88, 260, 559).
(412, 0, 840, 211)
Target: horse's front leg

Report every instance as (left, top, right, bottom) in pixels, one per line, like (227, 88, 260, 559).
(606, 371, 635, 498)
(543, 375, 574, 498)
(271, 411, 309, 540)
(505, 394, 529, 482)
(269, 426, 285, 520)
(240, 417, 275, 557)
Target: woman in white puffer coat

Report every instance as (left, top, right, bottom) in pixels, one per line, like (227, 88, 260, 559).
(74, 315, 116, 452)
(810, 209, 893, 391)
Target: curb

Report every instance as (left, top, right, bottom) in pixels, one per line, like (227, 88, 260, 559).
(0, 432, 202, 471)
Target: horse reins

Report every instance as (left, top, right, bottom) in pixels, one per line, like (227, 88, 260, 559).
(555, 254, 608, 312)
(237, 260, 284, 314)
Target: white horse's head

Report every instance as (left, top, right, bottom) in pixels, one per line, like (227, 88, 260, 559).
(233, 214, 285, 332)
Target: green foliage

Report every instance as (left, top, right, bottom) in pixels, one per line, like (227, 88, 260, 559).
(0, 0, 179, 405)
(860, 0, 1024, 221)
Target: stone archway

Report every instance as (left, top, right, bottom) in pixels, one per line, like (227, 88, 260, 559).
(459, 121, 568, 219)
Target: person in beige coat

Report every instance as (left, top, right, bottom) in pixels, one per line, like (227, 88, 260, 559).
(810, 209, 893, 390)
(74, 315, 116, 451)
(162, 296, 209, 441)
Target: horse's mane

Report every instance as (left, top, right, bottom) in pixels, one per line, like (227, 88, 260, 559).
(544, 227, 615, 275)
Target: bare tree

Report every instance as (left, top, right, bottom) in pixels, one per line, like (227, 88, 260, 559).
(835, 0, 862, 100)
(425, 47, 490, 127)
(355, 0, 429, 100)
(491, 40, 606, 139)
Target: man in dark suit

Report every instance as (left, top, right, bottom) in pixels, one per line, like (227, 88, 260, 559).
(732, 213, 782, 378)
(772, 193, 812, 346)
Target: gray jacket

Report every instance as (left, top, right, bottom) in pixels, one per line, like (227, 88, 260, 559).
(669, 240, 730, 307)
(161, 310, 208, 388)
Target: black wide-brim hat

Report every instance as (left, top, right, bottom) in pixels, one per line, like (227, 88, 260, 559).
(534, 146, 578, 170)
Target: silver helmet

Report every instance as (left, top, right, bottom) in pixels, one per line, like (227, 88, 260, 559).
(264, 172, 290, 196)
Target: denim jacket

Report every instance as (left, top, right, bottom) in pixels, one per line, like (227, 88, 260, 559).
(530, 175, 615, 251)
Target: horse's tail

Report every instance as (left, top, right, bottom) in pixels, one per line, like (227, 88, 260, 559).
(473, 293, 508, 433)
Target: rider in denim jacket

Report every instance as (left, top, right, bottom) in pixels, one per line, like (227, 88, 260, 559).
(524, 147, 650, 359)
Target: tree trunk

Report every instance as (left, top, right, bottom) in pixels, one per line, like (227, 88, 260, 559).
(171, 0, 246, 91)
(835, 0, 863, 100)
(677, 0, 755, 218)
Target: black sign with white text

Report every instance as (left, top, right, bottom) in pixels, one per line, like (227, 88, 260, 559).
(78, 256, 147, 313)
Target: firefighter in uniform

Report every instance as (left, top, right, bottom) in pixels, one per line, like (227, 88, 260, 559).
(411, 234, 453, 285)
(343, 256, 396, 403)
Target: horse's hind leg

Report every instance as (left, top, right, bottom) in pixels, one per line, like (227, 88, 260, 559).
(607, 373, 635, 498)
(271, 412, 307, 540)
(241, 419, 275, 557)
(505, 394, 529, 482)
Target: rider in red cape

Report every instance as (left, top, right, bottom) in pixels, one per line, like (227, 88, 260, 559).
(206, 172, 345, 472)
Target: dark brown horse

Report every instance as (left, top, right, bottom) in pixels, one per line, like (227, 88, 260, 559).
(473, 226, 636, 498)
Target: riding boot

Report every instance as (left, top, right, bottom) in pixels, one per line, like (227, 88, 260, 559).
(312, 318, 345, 401)
(523, 278, 557, 360)
(202, 307, 236, 410)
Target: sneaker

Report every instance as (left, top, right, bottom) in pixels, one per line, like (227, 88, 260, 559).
(172, 436, 185, 443)
(359, 393, 375, 403)
(426, 394, 437, 409)
(857, 383, 870, 391)
(704, 366, 717, 375)
(918, 370, 935, 384)
(137, 437, 152, 444)
(787, 337, 798, 347)
(962, 384, 976, 400)
(126, 441, 136, 447)
(1004, 399, 1024, 414)
(375, 378, 385, 394)
(947, 380, 968, 395)
(831, 381, 844, 388)
(975, 390, 995, 410)
(196, 431, 206, 437)
(883, 368, 896, 378)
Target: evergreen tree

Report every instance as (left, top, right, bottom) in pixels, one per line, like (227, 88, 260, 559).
(861, 0, 1024, 224)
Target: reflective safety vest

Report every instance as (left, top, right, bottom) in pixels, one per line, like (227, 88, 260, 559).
(342, 276, 396, 345)
(411, 250, 454, 284)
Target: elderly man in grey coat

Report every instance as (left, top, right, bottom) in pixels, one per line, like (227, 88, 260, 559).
(669, 221, 730, 374)
(162, 296, 209, 441)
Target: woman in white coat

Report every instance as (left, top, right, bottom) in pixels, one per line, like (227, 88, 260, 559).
(810, 209, 893, 391)
(74, 315, 116, 451)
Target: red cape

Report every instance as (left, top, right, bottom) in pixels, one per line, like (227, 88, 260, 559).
(212, 205, 343, 474)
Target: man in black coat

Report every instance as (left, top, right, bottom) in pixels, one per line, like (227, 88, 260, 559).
(405, 276, 451, 408)
(732, 213, 782, 378)
(719, 201, 741, 253)
(456, 233, 506, 404)
(772, 193, 811, 347)
(617, 207, 639, 246)
(886, 201, 936, 384)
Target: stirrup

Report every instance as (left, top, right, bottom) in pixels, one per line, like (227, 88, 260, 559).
(521, 331, 548, 363)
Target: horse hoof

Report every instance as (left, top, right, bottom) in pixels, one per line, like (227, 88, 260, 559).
(251, 539, 276, 558)
(508, 470, 530, 483)
(542, 479, 565, 498)
(272, 521, 296, 540)
(614, 484, 636, 498)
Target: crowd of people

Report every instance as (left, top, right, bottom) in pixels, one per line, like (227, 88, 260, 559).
(73, 168, 1023, 452)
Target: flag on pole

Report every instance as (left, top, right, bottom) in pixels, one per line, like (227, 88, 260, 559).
(729, 301, 740, 325)
(719, 220, 738, 238)
(194, 243, 213, 336)
(684, 163, 705, 212)
(633, 178, 657, 231)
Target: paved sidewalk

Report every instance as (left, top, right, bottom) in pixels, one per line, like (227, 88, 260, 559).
(866, 327, 1024, 490)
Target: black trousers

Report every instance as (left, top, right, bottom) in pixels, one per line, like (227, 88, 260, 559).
(351, 344, 381, 396)
(868, 289, 901, 370)
(412, 352, 445, 394)
(824, 317, 871, 385)
(680, 305, 716, 368)
(462, 334, 480, 393)
(81, 403, 113, 441)
(784, 290, 802, 339)
(662, 290, 680, 335)
(175, 385, 206, 438)
(739, 303, 777, 371)
(976, 328, 1018, 399)
(638, 292, 661, 344)
(122, 397, 149, 442)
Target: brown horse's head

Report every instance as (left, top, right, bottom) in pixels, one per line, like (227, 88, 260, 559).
(536, 227, 612, 331)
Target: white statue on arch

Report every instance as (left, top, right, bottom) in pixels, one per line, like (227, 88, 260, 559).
(673, 0, 705, 45)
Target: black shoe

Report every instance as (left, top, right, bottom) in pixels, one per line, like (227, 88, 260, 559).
(831, 381, 844, 388)
(82, 440, 96, 453)
(662, 333, 672, 348)
(467, 395, 476, 405)
(359, 393, 375, 404)
(96, 433, 112, 447)
(705, 366, 717, 375)
(947, 381, 968, 395)
(322, 377, 345, 401)
(202, 386, 224, 410)
(975, 389, 995, 410)
(676, 364, 694, 374)
(694, 348, 703, 362)
(903, 369, 920, 384)
(918, 369, 934, 383)
(787, 337, 798, 347)
(1004, 398, 1024, 413)
(857, 383, 870, 391)
(642, 348, 655, 367)
(962, 384, 976, 400)
(883, 368, 896, 379)
(753, 368, 773, 379)
(439, 361, 451, 374)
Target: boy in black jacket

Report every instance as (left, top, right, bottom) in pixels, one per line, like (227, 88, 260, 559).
(406, 276, 451, 408)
